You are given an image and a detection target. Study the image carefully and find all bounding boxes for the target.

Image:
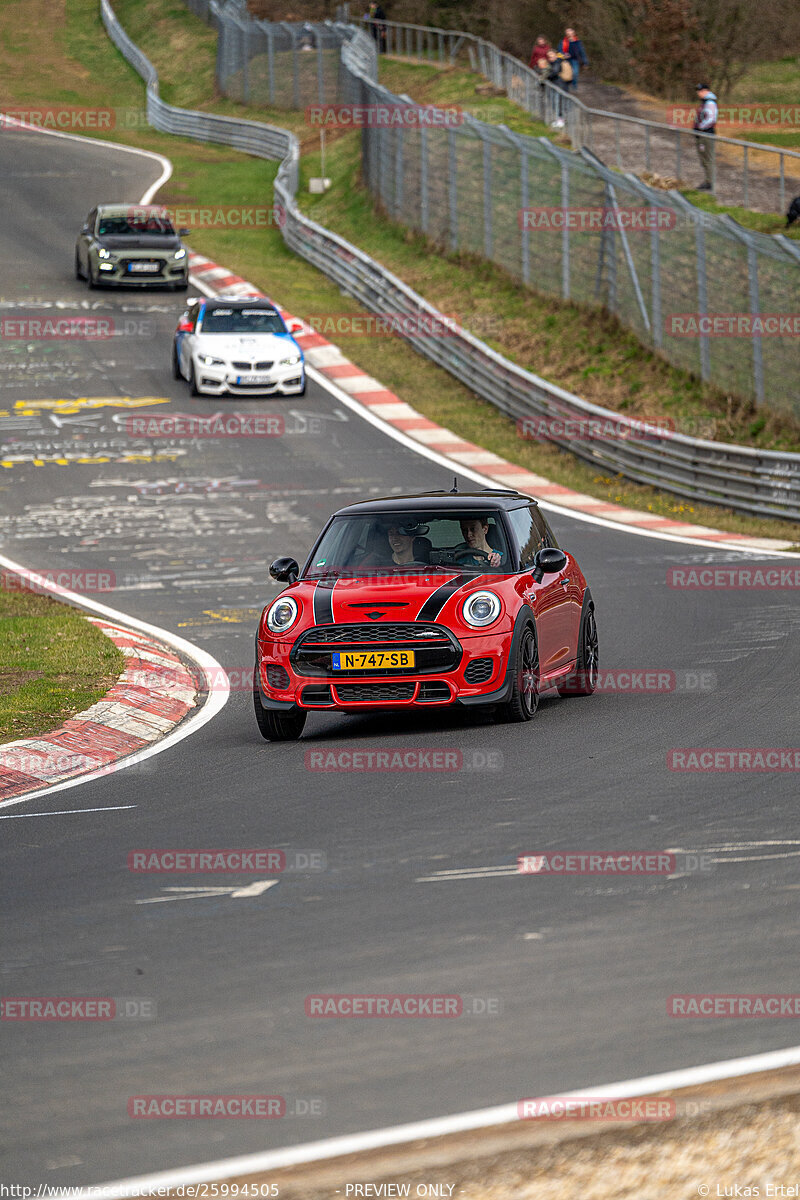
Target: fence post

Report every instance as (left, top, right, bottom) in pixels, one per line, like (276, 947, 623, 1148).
(561, 160, 570, 300)
(267, 25, 275, 105)
(694, 213, 711, 382)
(420, 125, 429, 234)
(520, 145, 530, 287)
(448, 128, 458, 251)
(483, 138, 493, 260)
(317, 37, 325, 104)
(747, 243, 765, 405)
(395, 128, 404, 220)
(650, 206, 662, 350)
(742, 144, 749, 209)
(242, 23, 249, 103)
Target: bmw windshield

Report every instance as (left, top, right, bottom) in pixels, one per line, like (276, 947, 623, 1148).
(199, 307, 288, 334)
(305, 511, 512, 576)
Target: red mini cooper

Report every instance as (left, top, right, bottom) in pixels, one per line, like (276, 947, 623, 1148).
(254, 489, 597, 740)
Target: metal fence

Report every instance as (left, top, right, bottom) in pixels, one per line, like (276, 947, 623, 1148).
(207, 2, 800, 422)
(100, 0, 800, 521)
(341, 8, 800, 219)
(214, 0, 353, 109)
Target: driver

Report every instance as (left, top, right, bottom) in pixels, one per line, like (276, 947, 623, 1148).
(457, 517, 503, 568)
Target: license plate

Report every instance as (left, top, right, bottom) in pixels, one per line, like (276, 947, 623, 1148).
(331, 650, 415, 671)
(127, 261, 160, 273)
(236, 373, 273, 385)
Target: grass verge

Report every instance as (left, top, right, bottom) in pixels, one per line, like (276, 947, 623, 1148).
(0, 588, 124, 745)
(2, 0, 798, 544)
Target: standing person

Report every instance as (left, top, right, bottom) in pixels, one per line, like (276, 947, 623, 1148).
(368, 0, 387, 54)
(545, 48, 567, 128)
(529, 35, 551, 74)
(559, 27, 588, 92)
(693, 82, 718, 191)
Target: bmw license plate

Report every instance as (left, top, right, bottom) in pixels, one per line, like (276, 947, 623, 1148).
(332, 650, 415, 670)
(236, 373, 273, 385)
(127, 261, 160, 273)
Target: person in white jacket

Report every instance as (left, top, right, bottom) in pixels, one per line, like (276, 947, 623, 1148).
(693, 83, 718, 190)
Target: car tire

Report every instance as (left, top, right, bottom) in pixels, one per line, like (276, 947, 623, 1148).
(174, 279, 189, 291)
(188, 359, 200, 396)
(88, 264, 99, 289)
(74, 251, 83, 281)
(253, 687, 307, 741)
(171, 345, 182, 380)
(557, 602, 598, 696)
(496, 623, 539, 723)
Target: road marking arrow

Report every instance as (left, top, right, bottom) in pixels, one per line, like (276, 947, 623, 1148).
(136, 880, 278, 904)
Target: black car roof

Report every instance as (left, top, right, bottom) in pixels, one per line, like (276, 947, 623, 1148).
(333, 490, 538, 516)
(202, 297, 276, 309)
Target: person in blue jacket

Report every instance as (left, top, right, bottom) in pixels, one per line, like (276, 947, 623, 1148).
(693, 83, 719, 190)
(559, 28, 589, 92)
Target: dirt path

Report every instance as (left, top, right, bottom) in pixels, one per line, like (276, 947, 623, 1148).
(574, 75, 798, 217)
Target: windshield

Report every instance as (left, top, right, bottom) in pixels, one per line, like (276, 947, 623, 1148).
(97, 216, 176, 237)
(305, 511, 512, 577)
(199, 307, 288, 335)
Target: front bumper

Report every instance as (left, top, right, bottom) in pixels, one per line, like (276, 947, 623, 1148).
(195, 362, 305, 396)
(95, 259, 188, 286)
(256, 627, 514, 712)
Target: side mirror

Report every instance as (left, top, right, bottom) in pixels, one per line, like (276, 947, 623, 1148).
(179, 227, 191, 237)
(270, 556, 299, 583)
(288, 321, 304, 334)
(531, 546, 567, 583)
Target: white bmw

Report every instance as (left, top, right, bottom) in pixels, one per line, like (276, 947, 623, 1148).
(173, 297, 306, 396)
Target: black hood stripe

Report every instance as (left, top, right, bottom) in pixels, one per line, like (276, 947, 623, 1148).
(313, 578, 336, 625)
(415, 574, 471, 621)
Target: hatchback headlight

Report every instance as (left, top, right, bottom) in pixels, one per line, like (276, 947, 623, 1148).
(266, 596, 299, 634)
(280, 355, 302, 366)
(97, 248, 112, 259)
(198, 354, 224, 366)
(173, 248, 187, 259)
(462, 591, 501, 628)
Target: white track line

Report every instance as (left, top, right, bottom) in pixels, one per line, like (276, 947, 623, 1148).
(0, 552, 229, 812)
(68, 1043, 800, 1198)
(0, 805, 137, 819)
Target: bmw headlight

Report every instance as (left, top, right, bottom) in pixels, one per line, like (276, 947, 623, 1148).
(173, 248, 187, 259)
(462, 591, 501, 628)
(97, 248, 112, 259)
(197, 354, 224, 366)
(266, 596, 299, 635)
(280, 355, 302, 366)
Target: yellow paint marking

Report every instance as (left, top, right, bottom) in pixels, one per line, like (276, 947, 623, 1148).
(10, 396, 171, 416)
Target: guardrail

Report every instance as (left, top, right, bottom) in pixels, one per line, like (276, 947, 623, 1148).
(341, 7, 800, 219)
(100, 0, 800, 522)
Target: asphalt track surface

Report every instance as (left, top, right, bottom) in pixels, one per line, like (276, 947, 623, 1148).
(1, 129, 799, 1186)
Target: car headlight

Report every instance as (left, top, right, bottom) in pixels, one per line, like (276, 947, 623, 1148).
(97, 248, 112, 259)
(265, 596, 299, 635)
(280, 355, 302, 366)
(462, 591, 501, 628)
(197, 354, 225, 367)
(173, 248, 186, 260)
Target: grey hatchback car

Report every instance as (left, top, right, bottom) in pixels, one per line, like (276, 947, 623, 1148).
(75, 203, 190, 290)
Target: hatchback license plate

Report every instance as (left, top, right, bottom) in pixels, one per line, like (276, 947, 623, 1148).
(332, 650, 415, 670)
(127, 261, 160, 273)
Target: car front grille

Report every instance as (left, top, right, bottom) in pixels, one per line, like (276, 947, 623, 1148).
(333, 682, 415, 703)
(299, 623, 449, 645)
(464, 657, 494, 684)
(292, 623, 461, 678)
(230, 360, 274, 371)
